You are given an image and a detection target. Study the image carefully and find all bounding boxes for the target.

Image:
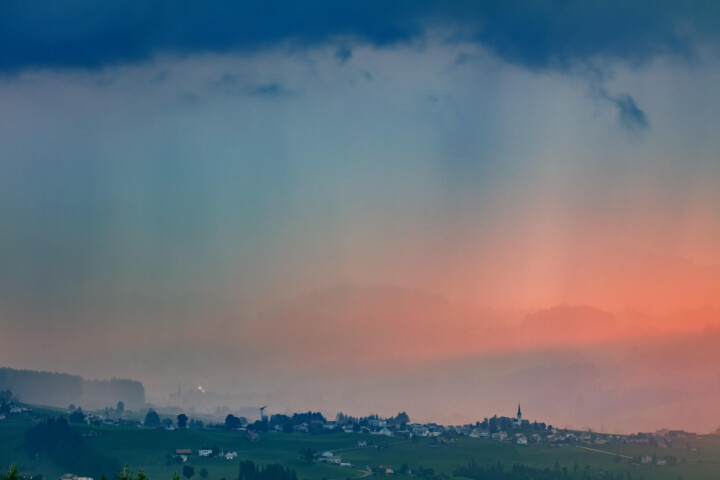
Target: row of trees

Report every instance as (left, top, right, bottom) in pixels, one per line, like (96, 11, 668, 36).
(454, 459, 641, 480)
(237, 461, 297, 480)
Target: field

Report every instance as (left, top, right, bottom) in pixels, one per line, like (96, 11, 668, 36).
(4, 410, 720, 480)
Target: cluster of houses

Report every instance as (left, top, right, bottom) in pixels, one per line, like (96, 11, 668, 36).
(60, 474, 93, 480)
(173, 449, 238, 463)
(317, 451, 353, 468)
(0, 404, 31, 420)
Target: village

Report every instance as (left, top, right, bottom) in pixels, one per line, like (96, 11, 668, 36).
(1, 396, 709, 480)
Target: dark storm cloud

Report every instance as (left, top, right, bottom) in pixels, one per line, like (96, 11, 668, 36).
(1, 0, 717, 73)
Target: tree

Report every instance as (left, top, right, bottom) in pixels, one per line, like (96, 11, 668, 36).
(300, 448, 316, 464)
(2, 464, 18, 480)
(117, 401, 125, 414)
(394, 412, 410, 424)
(199, 469, 208, 479)
(118, 465, 135, 480)
(238, 460, 256, 480)
(68, 403, 76, 413)
(225, 414, 241, 430)
(144, 410, 161, 427)
(183, 466, 195, 480)
(173, 473, 180, 480)
(69, 407, 85, 423)
(177, 414, 189, 428)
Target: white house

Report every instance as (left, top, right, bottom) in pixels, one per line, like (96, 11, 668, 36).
(198, 449, 212, 457)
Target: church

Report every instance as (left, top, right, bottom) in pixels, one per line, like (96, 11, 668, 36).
(512, 404, 522, 428)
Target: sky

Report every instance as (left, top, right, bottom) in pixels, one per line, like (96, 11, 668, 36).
(1, 1, 720, 433)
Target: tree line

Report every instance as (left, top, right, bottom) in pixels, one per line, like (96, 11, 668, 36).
(0, 367, 144, 408)
(24, 417, 121, 478)
(454, 458, 643, 480)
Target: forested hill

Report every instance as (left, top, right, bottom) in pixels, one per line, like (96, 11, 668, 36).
(0, 367, 145, 408)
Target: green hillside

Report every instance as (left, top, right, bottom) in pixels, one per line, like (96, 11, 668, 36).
(3, 410, 720, 480)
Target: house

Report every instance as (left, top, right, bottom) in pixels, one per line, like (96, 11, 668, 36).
(469, 429, 481, 438)
(323, 421, 338, 430)
(412, 426, 431, 437)
(357, 440, 367, 447)
(61, 474, 77, 480)
(491, 431, 507, 441)
(198, 449, 213, 457)
(514, 434, 527, 445)
(225, 452, 238, 460)
(368, 419, 387, 428)
(247, 431, 260, 442)
(371, 427, 393, 436)
(175, 449, 192, 456)
(343, 425, 354, 433)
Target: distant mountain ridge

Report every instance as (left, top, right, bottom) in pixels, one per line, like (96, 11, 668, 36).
(0, 367, 145, 409)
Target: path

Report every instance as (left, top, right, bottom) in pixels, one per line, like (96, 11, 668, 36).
(575, 445, 632, 459)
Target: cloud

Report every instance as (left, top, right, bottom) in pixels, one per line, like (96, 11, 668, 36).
(596, 88, 650, 133)
(335, 46, 353, 63)
(249, 82, 285, 97)
(0, 1, 716, 73)
(613, 93, 650, 133)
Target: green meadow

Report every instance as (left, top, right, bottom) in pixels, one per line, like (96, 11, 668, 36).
(3, 410, 720, 480)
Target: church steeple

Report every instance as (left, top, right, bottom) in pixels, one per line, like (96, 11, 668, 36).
(517, 403, 522, 420)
